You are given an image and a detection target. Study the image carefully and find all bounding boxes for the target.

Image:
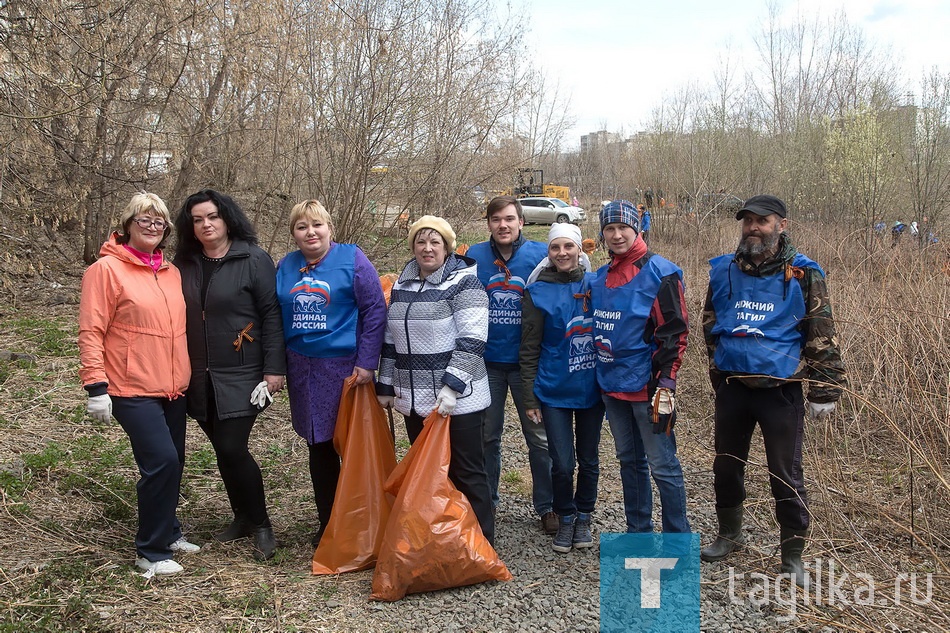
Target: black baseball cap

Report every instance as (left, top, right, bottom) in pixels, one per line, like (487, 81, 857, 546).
(736, 194, 787, 220)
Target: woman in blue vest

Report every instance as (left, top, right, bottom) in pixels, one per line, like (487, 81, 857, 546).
(276, 200, 387, 547)
(520, 224, 604, 553)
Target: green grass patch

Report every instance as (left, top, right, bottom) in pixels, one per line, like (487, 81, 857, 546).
(0, 553, 117, 633)
(22, 442, 69, 472)
(501, 470, 523, 485)
(187, 445, 218, 474)
(0, 469, 28, 500)
(8, 316, 75, 357)
(220, 583, 276, 618)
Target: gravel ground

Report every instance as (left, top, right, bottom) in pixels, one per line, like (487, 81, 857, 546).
(266, 404, 812, 633)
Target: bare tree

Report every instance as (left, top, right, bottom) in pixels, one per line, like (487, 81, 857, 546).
(894, 71, 950, 234)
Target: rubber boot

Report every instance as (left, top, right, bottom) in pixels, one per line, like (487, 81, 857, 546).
(779, 527, 807, 588)
(215, 515, 253, 542)
(252, 518, 277, 561)
(700, 506, 744, 562)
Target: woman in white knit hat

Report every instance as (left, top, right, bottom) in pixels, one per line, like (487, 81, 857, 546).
(376, 215, 495, 544)
(520, 223, 604, 553)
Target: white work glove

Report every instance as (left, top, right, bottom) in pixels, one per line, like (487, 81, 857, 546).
(807, 401, 835, 419)
(650, 388, 676, 435)
(87, 394, 113, 424)
(250, 381, 273, 409)
(377, 395, 394, 409)
(435, 386, 458, 416)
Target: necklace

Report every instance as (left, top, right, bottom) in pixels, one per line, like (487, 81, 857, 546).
(201, 253, 224, 262)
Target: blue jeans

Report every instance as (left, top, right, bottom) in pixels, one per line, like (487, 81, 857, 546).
(603, 396, 690, 533)
(540, 403, 605, 517)
(483, 366, 553, 515)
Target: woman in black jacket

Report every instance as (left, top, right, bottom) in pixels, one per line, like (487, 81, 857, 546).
(174, 189, 286, 561)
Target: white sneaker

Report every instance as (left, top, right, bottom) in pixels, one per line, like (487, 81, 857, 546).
(169, 537, 201, 553)
(135, 557, 184, 575)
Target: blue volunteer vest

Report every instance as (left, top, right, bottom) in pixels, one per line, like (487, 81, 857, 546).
(468, 239, 547, 364)
(526, 274, 600, 409)
(277, 244, 358, 358)
(708, 253, 822, 378)
(590, 255, 683, 393)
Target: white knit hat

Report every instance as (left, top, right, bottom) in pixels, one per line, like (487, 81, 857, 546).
(526, 223, 591, 285)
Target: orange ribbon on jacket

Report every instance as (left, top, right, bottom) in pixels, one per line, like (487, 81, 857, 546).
(233, 322, 255, 352)
(574, 289, 591, 312)
(493, 259, 512, 284)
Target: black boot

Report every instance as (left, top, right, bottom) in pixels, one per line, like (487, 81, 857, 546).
(252, 518, 277, 561)
(215, 515, 253, 543)
(700, 506, 744, 562)
(779, 527, 807, 588)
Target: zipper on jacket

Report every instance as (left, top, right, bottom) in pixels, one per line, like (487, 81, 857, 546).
(402, 278, 426, 414)
(153, 265, 178, 398)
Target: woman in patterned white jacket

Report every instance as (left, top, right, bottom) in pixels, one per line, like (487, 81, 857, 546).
(376, 215, 495, 544)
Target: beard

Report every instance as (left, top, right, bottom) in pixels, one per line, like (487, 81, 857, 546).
(737, 229, 780, 257)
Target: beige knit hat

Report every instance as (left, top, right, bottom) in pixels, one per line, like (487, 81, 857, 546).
(408, 215, 457, 252)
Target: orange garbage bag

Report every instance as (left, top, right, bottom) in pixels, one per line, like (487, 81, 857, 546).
(312, 376, 398, 575)
(370, 410, 512, 601)
(379, 273, 398, 306)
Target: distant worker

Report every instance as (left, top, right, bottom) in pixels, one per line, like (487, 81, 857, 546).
(638, 204, 652, 247)
(700, 195, 846, 587)
(891, 219, 906, 248)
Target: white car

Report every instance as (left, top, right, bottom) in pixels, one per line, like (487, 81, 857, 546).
(518, 197, 587, 225)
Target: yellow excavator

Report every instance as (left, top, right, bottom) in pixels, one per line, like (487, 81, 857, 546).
(508, 168, 571, 204)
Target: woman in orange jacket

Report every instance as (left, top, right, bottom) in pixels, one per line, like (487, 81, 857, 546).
(78, 192, 196, 576)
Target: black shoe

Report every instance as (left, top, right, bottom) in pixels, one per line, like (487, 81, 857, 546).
(700, 506, 744, 562)
(214, 516, 253, 543)
(779, 528, 807, 588)
(252, 523, 277, 561)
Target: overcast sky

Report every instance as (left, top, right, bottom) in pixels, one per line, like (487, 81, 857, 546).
(523, 0, 950, 147)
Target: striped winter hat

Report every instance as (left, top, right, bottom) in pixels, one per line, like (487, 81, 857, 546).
(599, 200, 640, 234)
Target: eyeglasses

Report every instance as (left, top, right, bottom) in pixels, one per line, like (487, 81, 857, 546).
(132, 217, 167, 230)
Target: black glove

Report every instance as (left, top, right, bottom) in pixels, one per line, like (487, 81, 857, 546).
(650, 388, 676, 435)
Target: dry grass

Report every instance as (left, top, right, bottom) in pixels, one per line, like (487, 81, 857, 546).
(0, 217, 947, 631)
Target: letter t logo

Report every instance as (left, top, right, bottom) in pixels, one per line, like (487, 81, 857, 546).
(625, 558, 678, 608)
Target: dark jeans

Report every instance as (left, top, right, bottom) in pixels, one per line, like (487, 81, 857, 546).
(713, 380, 809, 531)
(540, 403, 604, 517)
(405, 410, 495, 545)
(483, 365, 553, 516)
(112, 395, 187, 562)
(197, 388, 268, 527)
(309, 440, 340, 529)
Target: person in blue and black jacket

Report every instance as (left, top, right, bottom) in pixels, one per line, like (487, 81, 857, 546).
(468, 196, 556, 536)
(520, 223, 604, 554)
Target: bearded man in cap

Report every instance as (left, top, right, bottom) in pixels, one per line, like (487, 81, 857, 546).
(591, 200, 690, 536)
(700, 194, 846, 587)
